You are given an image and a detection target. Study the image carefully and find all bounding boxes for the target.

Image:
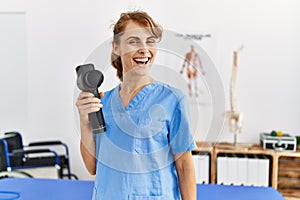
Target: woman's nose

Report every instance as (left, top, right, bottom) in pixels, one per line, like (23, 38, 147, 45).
(137, 47, 149, 54)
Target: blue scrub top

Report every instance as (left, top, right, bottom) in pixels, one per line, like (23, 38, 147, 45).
(92, 81, 197, 200)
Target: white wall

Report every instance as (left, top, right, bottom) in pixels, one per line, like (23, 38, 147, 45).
(0, 0, 299, 180)
(0, 12, 28, 133)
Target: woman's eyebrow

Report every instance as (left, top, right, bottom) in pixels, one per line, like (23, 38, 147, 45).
(126, 36, 140, 41)
(147, 36, 157, 40)
(125, 35, 156, 41)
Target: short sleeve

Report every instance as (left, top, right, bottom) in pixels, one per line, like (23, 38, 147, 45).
(169, 95, 197, 154)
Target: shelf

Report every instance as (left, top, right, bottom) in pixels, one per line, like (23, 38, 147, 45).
(193, 141, 300, 200)
(278, 156, 300, 199)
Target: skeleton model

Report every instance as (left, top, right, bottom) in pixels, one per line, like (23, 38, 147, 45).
(227, 45, 244, 144)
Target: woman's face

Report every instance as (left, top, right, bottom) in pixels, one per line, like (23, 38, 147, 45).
(113, 21, 158, 77)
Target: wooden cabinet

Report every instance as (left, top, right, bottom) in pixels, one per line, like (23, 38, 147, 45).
(276, 152, 300, 199)
(193, 142, 300, 200)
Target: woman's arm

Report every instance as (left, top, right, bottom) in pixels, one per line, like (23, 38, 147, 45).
(174, 151, 196, 200)
(80, 123, 96, 175)
(76, 92, 103, 175)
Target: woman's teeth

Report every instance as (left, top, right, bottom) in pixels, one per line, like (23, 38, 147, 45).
(133, 57, 149, 64)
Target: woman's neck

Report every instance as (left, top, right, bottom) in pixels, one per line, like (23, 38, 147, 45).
(120, 74, 154, 93)
(119, 74, 154, 107)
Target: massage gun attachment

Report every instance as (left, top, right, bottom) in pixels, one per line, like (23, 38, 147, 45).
(76, 64, 106, 134)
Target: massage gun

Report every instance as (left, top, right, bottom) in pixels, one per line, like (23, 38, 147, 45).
(76, 64, 106, 134)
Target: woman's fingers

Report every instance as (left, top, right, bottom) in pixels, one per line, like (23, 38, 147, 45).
(78, 91, 94, 99)
(78, 102, 102, 111)
(79, 96, 101, 105)
(76, 92, 103, 115)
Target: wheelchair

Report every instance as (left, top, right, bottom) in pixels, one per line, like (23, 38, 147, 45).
(0, 138, 33, 178)
(2, 132, 78, 179)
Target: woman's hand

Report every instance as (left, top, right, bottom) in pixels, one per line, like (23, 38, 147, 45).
(75, 92, 104, 125)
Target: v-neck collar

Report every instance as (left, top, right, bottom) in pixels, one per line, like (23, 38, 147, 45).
(113, 81, 158, 111)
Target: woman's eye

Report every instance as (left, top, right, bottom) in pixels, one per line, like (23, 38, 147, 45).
(146, 39, 157, 46)
(129, 40, 139, 45)
(147, 40, 156, 44)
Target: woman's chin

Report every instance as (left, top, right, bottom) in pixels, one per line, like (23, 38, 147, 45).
(136, 65, 151, 74)
(126, 65, 151, 76)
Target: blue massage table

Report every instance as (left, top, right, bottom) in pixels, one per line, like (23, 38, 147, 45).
(0, 178, 285, 200)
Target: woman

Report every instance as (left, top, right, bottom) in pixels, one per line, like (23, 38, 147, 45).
(76, 11, 197, 200)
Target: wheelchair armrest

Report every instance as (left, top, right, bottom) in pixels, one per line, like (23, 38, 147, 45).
(11, 149, 61, 167)
(27, 141, 69, 157)
(12, 148, 53, 154)
(28, 141, 62, 146)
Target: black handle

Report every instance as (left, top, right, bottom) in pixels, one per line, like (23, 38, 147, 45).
(88, 90, 106, 134)
(88, 111, 106, 134)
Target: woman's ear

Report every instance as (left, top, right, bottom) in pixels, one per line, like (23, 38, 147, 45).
(112, 42, 120, 56)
